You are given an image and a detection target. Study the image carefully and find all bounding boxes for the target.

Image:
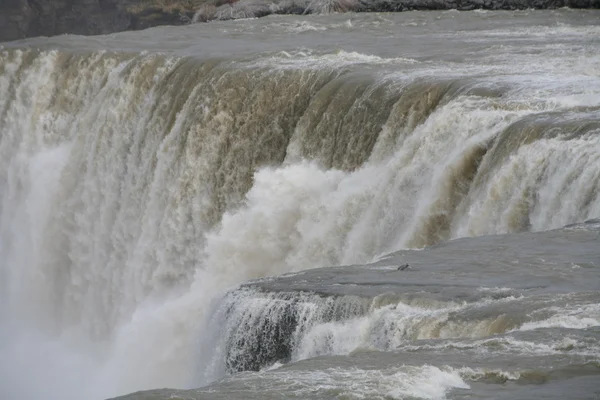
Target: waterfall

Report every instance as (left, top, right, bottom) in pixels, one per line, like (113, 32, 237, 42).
(0, 46, 598, 399)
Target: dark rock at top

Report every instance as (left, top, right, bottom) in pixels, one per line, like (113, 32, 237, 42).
(0, 0, 598, 42)
(0, 0, 197, 42)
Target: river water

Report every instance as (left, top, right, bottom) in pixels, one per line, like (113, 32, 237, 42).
(0, 9, 599, 400)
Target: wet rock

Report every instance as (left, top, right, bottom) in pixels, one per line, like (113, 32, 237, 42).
(397, 263, 410, 271)
(0, 0, 196, 42)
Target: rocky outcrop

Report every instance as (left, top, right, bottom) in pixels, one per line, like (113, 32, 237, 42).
(0, 0, 197, 42)
(356, 0, 598, 11)
(1, 0, 598, 42)
(195, 0, 599, 21)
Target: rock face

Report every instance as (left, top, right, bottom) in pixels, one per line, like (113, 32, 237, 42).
(0, 0, 598, 42)
(0, 0, 196, 42)
(355, 0, 598, 11)
(193, 0, 599, 22)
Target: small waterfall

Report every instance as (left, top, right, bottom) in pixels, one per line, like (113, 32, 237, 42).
(206, 283, 600, 374)
(203, 288, 369, 376)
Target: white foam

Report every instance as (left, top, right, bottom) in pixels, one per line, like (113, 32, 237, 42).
(291, 296, 524, 362)
(520, 315, 600, 331)
(225, 365, 469, 399)
(518, 303, 600, 331)
(399, 335, 593, 357)
(459, 367, 521, 382)
(249, 50, 419, 70)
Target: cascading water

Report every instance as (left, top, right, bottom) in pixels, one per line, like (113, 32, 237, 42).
(202, 221, 600, 377)
(0, 10, 599, 400)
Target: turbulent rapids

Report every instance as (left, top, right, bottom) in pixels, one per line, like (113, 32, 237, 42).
(0, 9, 599, 400)
(204, 222, 600, 376)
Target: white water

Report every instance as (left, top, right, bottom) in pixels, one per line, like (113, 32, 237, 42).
(1, 19, 600, 399)
(206, 288, 600, 374)
(201, 363, 471, 400)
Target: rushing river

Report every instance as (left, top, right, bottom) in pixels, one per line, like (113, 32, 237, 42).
(0, 9, 599, 400)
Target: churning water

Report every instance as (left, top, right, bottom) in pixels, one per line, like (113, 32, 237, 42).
(0, 9, 599, 400)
